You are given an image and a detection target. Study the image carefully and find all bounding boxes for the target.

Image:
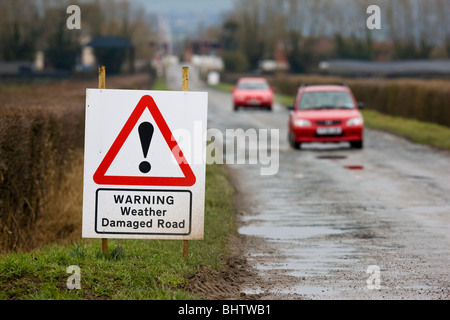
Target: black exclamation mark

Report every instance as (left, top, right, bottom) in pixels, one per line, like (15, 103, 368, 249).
(138, 122, 154, 173)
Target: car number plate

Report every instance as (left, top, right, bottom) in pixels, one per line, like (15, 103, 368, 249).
(316, 127, 342, 135)
(248, 99, 261, 105)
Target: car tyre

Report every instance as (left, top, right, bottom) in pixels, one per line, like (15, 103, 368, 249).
(350, 140, 363, 149)
(289, 133, 301, 150)
(234, 105, 239, 112)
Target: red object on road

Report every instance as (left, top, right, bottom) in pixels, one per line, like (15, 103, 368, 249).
(232, 77, 274, 111)
(288, 84, 364, 149)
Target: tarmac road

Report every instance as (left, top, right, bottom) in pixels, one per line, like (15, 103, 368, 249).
(168, 65, 450, 300)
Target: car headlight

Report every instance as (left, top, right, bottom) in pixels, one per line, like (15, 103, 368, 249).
(346, 117, 363, 126)
(294, 119, 312, 127)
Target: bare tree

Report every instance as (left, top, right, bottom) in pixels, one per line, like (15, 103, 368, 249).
(218, 0, 450, 70)
(0, 0, 40, 60)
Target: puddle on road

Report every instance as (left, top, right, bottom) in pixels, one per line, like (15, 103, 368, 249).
(316, 154, 347, 160)
(277, 285, 339, 296)
(243, 285, 339, 297)
(249, 242, 359, 275)
(238, 225, 343, 240)
(240, 223, 363, 298)
(314, 153, 364, 170)
(344, 165, 364, 170)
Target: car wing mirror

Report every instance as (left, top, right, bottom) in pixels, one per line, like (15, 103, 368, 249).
(357, 102, 365, 109)
(288, 105, 295, 111)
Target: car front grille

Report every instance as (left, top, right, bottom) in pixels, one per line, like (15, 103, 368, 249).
(314, 132, 344, 138)
(316, 120, 342, 126)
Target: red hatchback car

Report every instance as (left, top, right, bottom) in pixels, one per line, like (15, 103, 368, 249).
(288, 84, 364, 149)
(232, 77, 274, 111)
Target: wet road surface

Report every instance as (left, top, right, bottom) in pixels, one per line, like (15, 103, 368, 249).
(169, 66, 450, 299)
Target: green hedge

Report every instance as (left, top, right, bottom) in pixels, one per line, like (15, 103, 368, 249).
(351, 80, 450, 127)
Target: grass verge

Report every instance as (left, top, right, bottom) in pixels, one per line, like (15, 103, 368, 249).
(0, 162, 236, 300)
(361, 109, 450, 150)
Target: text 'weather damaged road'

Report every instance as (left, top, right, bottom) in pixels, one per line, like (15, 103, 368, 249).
(168, 66, 450, 300)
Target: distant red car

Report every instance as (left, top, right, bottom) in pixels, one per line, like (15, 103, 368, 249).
(288, 84, 364, 149)
(232, 77, 274, 111)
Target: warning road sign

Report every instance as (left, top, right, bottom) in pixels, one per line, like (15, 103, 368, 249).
(82, 89, 208, 240)
(92, 94, 197, 186)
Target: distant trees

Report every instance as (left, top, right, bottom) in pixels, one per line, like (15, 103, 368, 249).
(215, 0, 450, 73)
(0, 0, 155, 72)
(0, 0, 40, 61)
(334, 33, 374, 60)
(42, 4, 80, 71)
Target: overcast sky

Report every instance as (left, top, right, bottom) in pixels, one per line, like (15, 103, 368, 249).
(134, 0, 234, 15)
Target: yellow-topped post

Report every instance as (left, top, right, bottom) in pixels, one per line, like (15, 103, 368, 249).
(182, 66, 189, 258)
(99, 65, 108, 256)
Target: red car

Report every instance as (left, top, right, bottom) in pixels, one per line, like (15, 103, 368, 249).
(232, 77, 274, 111)
(288, 84, 364, 149)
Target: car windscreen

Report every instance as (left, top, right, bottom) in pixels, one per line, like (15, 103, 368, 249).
(299, 91, 354, 110)
(237, 82, 269, 90)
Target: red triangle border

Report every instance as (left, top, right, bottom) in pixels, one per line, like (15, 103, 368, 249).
(93, 95, 196, 186)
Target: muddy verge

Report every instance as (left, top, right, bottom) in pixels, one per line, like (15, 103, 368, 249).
(183, 166, 304, 300)
(182, 234, 253, 300)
